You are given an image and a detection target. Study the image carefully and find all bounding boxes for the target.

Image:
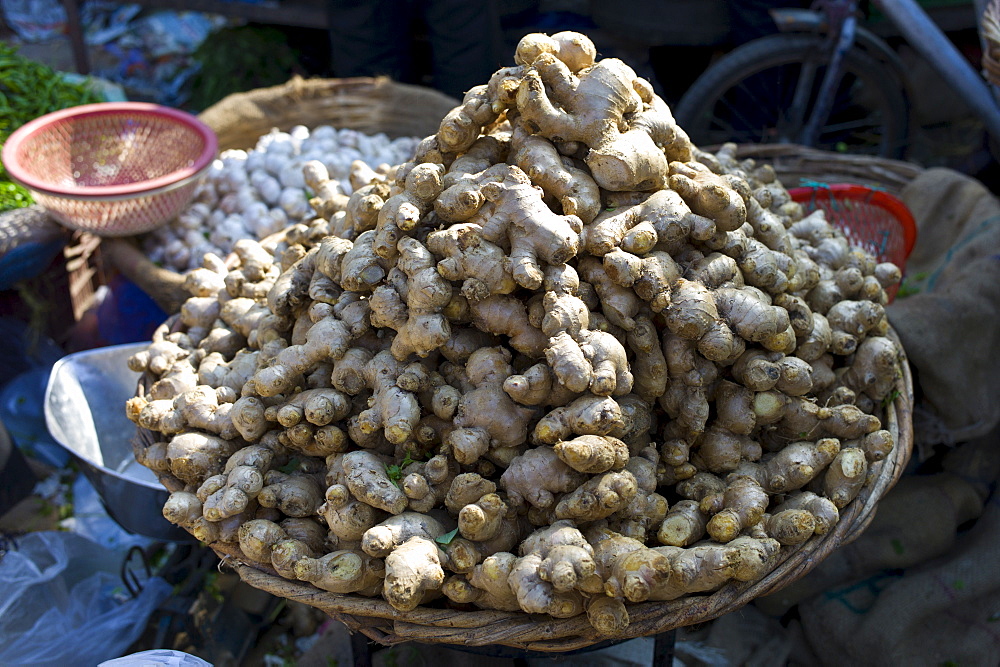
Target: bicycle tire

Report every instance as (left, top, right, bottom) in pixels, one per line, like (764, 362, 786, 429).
(674, 33, 910, 159)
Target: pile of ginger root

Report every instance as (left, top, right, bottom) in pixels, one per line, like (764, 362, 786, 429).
(127, 31, 904, 636)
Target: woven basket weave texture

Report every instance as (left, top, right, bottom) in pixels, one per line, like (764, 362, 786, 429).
(197, 76, 460, 152)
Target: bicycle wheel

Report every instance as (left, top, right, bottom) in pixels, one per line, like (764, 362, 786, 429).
(674, 33, 910, 158)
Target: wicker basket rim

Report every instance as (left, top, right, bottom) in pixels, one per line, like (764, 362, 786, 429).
(196, 75, 460, 152)
(133, 325, 914, 652)
(721, 143, 924, 196)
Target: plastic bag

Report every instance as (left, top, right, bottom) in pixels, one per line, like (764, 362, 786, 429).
(0, 316, 67, 468)
(1, 366, 68, 468)
(0, 0, 66, 42)
(96, 275, 169, 346)
(0, 532, 172, 667)
(125, 11, 225, 58)
(82, 2, 142, 46)
(60, 473, 156, 551)
(100, 649, 212, 667)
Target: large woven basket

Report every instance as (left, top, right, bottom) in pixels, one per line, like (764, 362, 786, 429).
(197, 75, 460, 152)
(132, 329, 913, 652)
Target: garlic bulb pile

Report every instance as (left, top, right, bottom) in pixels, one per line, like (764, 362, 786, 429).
(144, 126, 422, 271)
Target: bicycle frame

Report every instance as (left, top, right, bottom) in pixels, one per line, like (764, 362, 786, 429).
(771, 0, 1000, 145)
(769, 6, 908, 81)
(875, 0, 1000, 141)
(802, 2, 857, 146)
(770, 1, 908, 147)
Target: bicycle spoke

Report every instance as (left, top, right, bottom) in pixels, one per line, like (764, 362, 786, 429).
(709, 65, 803, 144)
(811, 71, 893, 151)
(821, 117, 884, 134)
(784, 59, 821, 141)
(708, 85, 775, 141)
(754, 63, 814, 142)
(819, 75, 891, 149)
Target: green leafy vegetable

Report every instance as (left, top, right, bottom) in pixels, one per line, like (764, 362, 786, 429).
(187, 25, 302, 111)
(0, 43, 102, 212)
(386, 464, 403, 486)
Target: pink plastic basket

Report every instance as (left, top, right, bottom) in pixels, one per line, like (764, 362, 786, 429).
(1, 102, 218, 237)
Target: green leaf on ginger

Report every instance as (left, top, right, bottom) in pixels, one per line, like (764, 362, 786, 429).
(435, 528, 459, 546)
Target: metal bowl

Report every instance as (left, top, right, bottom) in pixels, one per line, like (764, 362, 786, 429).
(44, 343, 193, 542)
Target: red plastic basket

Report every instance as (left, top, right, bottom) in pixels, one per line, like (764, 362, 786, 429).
(1, 102, 218, 237)
(788, 183, 917, 270)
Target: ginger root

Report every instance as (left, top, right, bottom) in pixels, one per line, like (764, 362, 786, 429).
(383, 536, 446, 611)
(442, 552, 521, 611)
(648, 535, 779, 600)
(553, 435, 629, 474)
(657, 499, 707, 547)
(500, 446, 586, 510)
(295, 550, 385, 595)
(445, 347, 535, 465)
(361, 511, 448, 557)
(554, 470, 638, 522)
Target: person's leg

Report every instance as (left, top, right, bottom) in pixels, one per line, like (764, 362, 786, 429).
(422, 0, 504, 99)
(327, 0, 416, 82)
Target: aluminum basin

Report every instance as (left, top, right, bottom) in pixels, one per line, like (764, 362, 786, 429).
(44, 343, 192, 542)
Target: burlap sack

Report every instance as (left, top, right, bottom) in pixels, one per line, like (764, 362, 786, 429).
(886, 167, 1000, 452)
(792, 430, 1000, 666)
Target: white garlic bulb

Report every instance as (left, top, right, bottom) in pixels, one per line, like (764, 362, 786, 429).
(144, 125, 421, 271)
